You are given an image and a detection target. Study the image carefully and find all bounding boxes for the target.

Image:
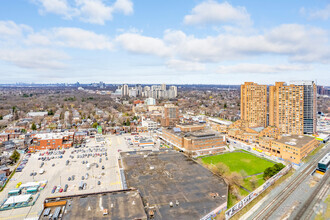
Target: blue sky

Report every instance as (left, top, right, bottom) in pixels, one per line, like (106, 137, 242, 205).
(0, 0, 329, 85)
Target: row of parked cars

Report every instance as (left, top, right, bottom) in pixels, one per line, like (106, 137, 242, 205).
(16, 157, 30, 172)
(72, 147, 106, 154)
(51, 184, 68, 194)
(38, 150, 65, 161)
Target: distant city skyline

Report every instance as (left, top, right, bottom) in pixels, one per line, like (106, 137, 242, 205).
(0, 0, 329, 85)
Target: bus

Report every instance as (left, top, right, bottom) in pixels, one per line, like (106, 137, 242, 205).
(317, 152, 330, 173)
(27, 186, 39, 194)
(8, 189, 21, 197)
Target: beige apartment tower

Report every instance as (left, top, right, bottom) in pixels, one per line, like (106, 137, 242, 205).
(269, 82, 304, 135)
(269, 81, 316, 135)
(240, 82, 267, 127)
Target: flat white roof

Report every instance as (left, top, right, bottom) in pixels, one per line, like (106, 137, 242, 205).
(208, 117, 232, 126)
(34, 132, 74, 140)
(4, 194, 32, 205)
(27, 112, 48, 117)
(20, 182, 41, 188)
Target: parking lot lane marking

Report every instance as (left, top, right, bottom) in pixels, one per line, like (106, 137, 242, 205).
(117, 136, 121, 145)
(110, 181, 121, 186)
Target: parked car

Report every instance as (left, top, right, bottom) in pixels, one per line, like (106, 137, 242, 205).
(52, 186, 57, 194)
(102, 166, 105, 170)
(64, 184, 68, 192)
(97, 181, 101, 185)
(16, 182, 22, 188)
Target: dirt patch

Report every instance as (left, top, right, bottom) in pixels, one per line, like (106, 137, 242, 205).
(309, 176, 320, 188)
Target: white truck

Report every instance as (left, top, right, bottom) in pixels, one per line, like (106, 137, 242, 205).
(39, 169, 45, 174)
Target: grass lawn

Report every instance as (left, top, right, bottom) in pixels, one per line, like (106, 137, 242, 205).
(242, 174, 265, 191)
(227, 191, 238, 208)
(239, 188, 249, 197)
(302, 143, 325, 163)
(201, 152, 274, 176)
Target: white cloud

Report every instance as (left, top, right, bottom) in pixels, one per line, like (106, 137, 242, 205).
(0, 21, 32, 38)
(265, 24, 330, 63)
(116, 33, 172, 57)
(217, 63, 311, 74)
(166, 59, 205, 71)
(116, 24, 330, 64)
(0, 20, 115, 70)
(0, 48, 69, 69)
(75, 0, 113, 25)
(184, 1, 251, 26)
(301, 4, 330, 20)
(32, 0, 133, 25)
(26, 27, 113, 50)
(113, 0, 133, 15)
(32, 0, 78, 19)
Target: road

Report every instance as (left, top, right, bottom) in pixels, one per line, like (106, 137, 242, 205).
(240, 142, 329, 220)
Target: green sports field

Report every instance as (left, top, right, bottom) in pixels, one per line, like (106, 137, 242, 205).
(201, 152, 274, 176)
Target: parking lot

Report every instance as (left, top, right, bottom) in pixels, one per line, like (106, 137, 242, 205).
(0, 135, 122, 220)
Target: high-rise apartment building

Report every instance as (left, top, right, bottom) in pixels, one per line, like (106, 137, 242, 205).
(290, 81, 317, 134)
(240, 82, 267, 127)
(169, 86, 178, 97)
(161, 104, 179, 127)
(269, 81, 316, 135)
(122, 84, 129, 96)
(269, 81, 317, 135)
(269, 82, 304, 135)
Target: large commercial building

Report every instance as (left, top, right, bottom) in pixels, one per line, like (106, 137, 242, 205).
(260, 134, 318, 164)
(161, 124, 226, 156)
(122, 150, 228, 220)
(41, 189, 147, 220)
(29, 132, 74, 151)
(225, 120, 319, 164)
(240, 82, 267, 127)
(269, 81, 317, 135)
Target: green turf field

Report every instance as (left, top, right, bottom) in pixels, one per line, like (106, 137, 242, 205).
(201, 152, 274, 176)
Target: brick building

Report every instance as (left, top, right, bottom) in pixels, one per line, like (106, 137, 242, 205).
(161, 124, 226, 156)
(257, 135, 319, 164)
(29, 132, 74, 151)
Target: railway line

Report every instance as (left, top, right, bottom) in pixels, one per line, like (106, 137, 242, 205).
(294, 171, 330, 220)
(251, 146, 329, 220)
